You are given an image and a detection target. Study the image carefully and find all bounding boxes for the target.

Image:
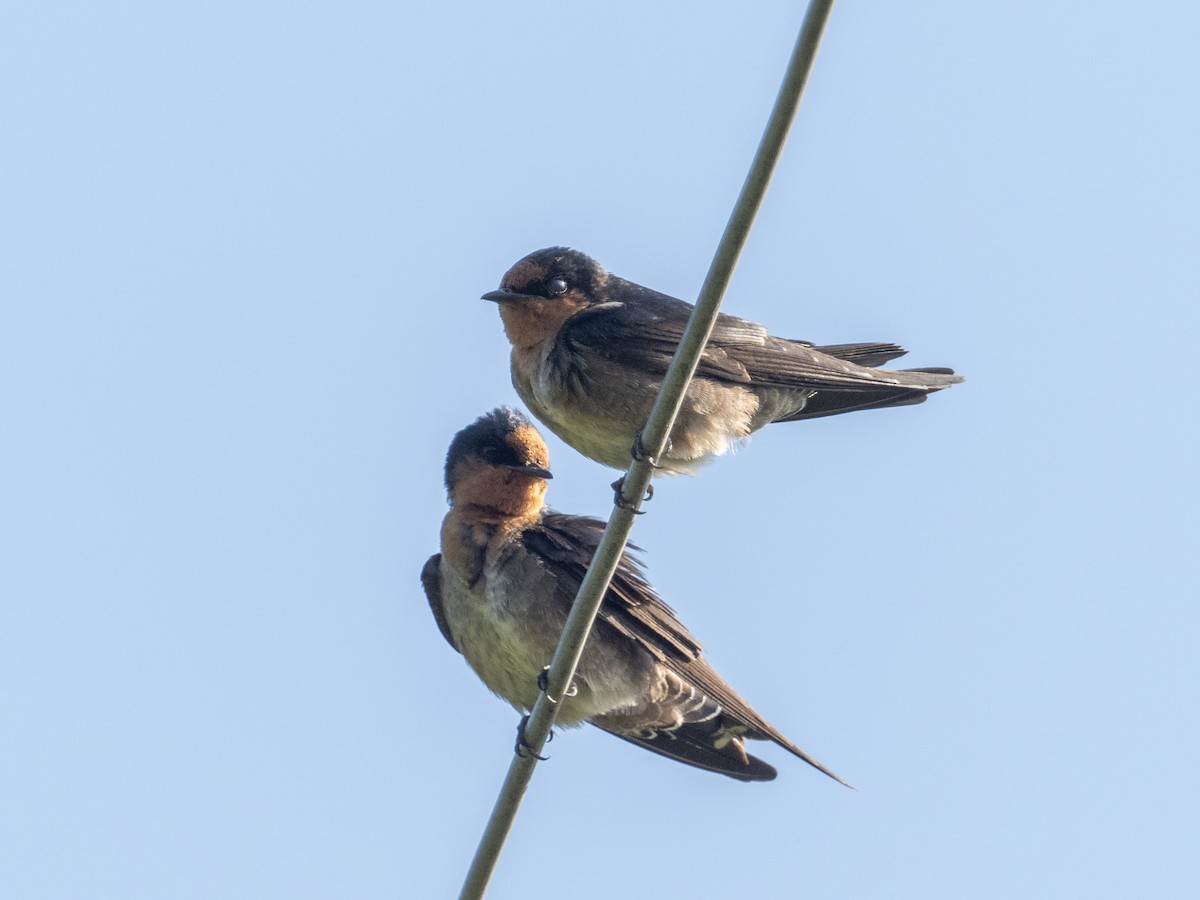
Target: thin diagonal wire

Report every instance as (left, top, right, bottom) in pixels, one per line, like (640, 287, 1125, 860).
(457, 3, 835, 897)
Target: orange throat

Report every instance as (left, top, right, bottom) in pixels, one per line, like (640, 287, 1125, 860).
(497, 295, 587, 350)
(449, 468, 547, 528)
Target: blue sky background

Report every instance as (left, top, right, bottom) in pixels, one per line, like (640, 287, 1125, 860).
(4, 2, 1198, 897)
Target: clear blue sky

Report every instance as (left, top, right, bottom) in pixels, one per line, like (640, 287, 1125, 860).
(4, 2, 1197, 897)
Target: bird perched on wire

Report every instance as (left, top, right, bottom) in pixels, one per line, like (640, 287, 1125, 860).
(483, 247, 962, 475)
(422, 407, 846, 784)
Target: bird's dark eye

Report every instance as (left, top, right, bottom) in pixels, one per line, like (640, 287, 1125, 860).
(545, 277, 568, 296)
(478, 443, 517, 467)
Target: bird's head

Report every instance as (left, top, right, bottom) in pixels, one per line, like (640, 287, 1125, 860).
(444, 407, 553, 524)
(482, 247, 609, 349)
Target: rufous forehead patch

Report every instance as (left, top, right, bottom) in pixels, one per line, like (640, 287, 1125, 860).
(506, 425, 550, 468)
(501, 259, 547, 293)
(499, 259, 549, 294)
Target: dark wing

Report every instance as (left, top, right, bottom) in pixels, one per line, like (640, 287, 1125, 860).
(558, 276, 960, 395)
(420, 554, 459, 652)
(524, 513, 847, 785)
(522, 514, 700, 660)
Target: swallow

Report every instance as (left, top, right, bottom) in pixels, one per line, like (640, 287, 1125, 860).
(483, 247, 962, 475)
(421, 407, 847, 783)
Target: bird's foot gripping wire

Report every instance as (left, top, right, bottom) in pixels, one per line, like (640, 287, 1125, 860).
(630, 431, 671, 469)
(514, 715, 551, 760)
(537, 665, 578, 704)
(611, 477, 653, 513)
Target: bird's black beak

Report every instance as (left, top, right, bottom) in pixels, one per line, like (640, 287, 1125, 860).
(506, 463, 553, 480)
(482, 289, 525, 304)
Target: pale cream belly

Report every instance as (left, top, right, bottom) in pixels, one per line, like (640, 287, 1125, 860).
(513, 346, 760, 474)
(439, 562, 629, 726)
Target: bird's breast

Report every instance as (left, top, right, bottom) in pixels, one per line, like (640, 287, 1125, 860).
(438, 556, 548, 713)
(438, 541, 660, 725)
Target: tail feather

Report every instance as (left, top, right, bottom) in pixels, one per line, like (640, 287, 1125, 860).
(594, 722, 778, 782)
(776, 388, 931, 421)
(811, 341, 908, 368)
(775, 365, 961, 422)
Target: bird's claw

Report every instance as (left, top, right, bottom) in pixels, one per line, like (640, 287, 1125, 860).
(538, 665, 578, 703)
(630, 431, 670, 469)
(514, 715, 551, 760)
(611, 477, 653, 513)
